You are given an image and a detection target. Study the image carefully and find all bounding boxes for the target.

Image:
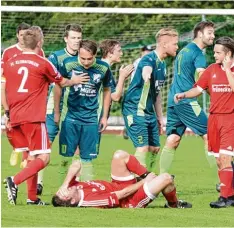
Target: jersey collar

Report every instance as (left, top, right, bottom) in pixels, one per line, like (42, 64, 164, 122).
(16, 43, 23, 51)
(77, 56, 96, 68)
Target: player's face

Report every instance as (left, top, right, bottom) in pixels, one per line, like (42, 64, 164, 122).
(111, 44, 123, 63)
(213, 44, 226, 64)
(79, 48, 96, 69)
(67, 186, 80, 205)
(17, 30, 26, 46)
(165, 36, 179, 57)
(65, 31, 82, 52)
(201, 26, 215, 47)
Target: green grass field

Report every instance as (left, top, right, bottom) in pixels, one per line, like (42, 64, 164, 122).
(1, 134, 233, 227)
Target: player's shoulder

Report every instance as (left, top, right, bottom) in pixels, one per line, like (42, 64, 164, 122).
(2, 44, 19, 53)
(63, 55, 78, 64)
(50, 48, 67, 57)
(94, 59, 110, 72)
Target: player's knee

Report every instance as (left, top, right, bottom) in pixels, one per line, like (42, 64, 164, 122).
(38, 153, 50, 166)
(149, 146, 160, 153)
(166, 134, 181, 149)
(218, 154, 233, 169)
(161, 173, 173, 185)
(113, 150, 128, 160)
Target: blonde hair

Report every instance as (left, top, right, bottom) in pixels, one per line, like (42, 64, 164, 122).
(155, 28, 178, 42)
(23, 26, 43, 50)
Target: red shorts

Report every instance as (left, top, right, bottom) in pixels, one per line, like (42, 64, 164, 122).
(208, 113, 234, 157)
(120, 183, 155, 208)
(7, 122, 51, 156)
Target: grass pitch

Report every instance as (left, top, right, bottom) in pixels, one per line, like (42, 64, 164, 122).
(1, 134, 233, 227)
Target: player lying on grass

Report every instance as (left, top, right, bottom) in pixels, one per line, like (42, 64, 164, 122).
(52, 150, 192, 209)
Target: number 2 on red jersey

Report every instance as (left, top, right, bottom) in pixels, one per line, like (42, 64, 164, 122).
(17, 66, 28, 93)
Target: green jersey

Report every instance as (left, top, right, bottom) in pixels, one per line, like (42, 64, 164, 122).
(47, 48, 76, 114)
(168, 42, 206, 107)
(122, 51, 166, 116)
(60, 56, 112, 124)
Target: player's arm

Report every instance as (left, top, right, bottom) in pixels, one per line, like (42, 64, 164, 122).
(142, 66, 153, 83)
(114, 179, 145, 200)
(111, 64, 134, 102)
(154, 92, 164, 135)
(223, 56, 234, 91)
(56, 160, 82, 198)
(54, 83, 62, 125)
(174, 87, 203, 103)
(99, 87, 111, 132)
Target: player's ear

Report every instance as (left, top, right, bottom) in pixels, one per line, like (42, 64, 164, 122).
(64, 36, 68, 43)
(226, 51, 232, 58)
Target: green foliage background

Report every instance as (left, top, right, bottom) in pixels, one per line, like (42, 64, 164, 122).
(1, 1, 234, 115)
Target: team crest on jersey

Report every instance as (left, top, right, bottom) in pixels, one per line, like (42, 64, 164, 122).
(93, 73, 101, 83)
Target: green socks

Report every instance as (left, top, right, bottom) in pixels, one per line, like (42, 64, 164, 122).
(159, 146, 176, 174)
(146, 152, 158, 172)
(134, 150, 147, 167)
(80, 160, 94, 181)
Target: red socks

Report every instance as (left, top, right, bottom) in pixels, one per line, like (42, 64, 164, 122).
(163, 188, 178, 207)
(14, 158, 45, 185)
(126, 155, 148, 176)
(219, 167, 234, 198)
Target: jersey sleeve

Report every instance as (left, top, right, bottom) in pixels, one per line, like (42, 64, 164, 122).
(195, 65, 212, 91)
(194, 51, 206, 70)
(1, 60, 6, 83)
(45, 60, 63, 84)
(79, 191, 120, 208)
(48, 53, 59, 69)
(110, 74, 117, 93)
(103, 67, 112, 88)
(59, 60, 69, 78)
(139, 55, 154, 69)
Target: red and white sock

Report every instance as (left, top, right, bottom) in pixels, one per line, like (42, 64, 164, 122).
(126, 155, 148, 176)
(219, 167, 234, 198)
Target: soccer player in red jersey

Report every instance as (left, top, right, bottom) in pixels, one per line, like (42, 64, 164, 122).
(174, 37, 234, 208)
(3, 26, 87, 206)
(2, 22, 45, 170)
(52, 150, 192, 209)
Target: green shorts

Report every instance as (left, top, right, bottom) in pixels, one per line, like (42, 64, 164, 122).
(123, 114, 160, 148)
(166, 101, 207, 137)
(59, 119, 99, 160)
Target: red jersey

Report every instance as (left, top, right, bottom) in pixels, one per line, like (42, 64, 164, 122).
(72, 179, 136, 208)
(4, 52, 62, 126)
(2, 43, 45, 63)
(196, 63, 234, 114)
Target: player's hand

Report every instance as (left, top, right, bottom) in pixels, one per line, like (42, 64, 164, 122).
(54, 111, 60, 126)
(99, 116, 108, 132)
(174, 93, 185, 103)
(157, 117, 164, 135)
(57, 185, 70, 199)
(71, 71, 90, 84)
(4, 112, 12, 131)
(119, 64, 134, 80)
(223, 56, 233, 71)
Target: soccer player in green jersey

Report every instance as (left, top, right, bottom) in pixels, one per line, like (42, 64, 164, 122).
(45, 24, 85, 191)
(54, 40, 112, 181)
(159, 21, 215, 174)
(122, 28, 179, 170)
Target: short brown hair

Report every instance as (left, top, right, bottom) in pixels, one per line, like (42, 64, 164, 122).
(155, 28, 178, 42)
(64, 24, 82, 37)
(16, 22, 30, 34)
(215, 36, 234, 57)
(52, 195, 78, 207)
(99, 39, 121, 58)
(193, 21, 214, 39)
(79, 39, 98, 55)
(23, 26, 43, 50)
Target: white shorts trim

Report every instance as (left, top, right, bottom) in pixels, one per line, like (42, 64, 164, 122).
(14, 147, 29, 152)
(29, 149, 51, 156)
(111, 174, 135, 181)
(208, 151, 219, 158)
(219, 149, 234, 156)
(143, 183, 156, 200)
